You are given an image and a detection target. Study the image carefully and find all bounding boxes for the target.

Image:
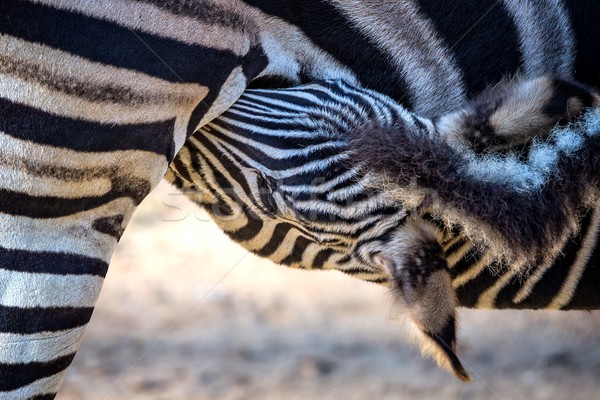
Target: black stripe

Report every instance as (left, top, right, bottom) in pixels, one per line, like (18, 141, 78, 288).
(455, 261, 500, 308)
(27, 395, 57, 400)
(312, 248, 336, 269)
(0, 354, 75, 392)
(208, 121, 344, 172)
(186, 146, 233, 211)
(239, 88, 347, 117)
(0, 176, 150, 218)
(0, 97, 174, 155)
(226, 212, 264, 242)
(92, 215, 125, 239)
(367, 276, 388, 284)
(564, 1, 600, 88)
(0, 247, 108, 277)
(139, 0, 250, 29)
(445, 236, 469, 258)
(171, 156, 195, 186)
(0, 1, 239, 85)
(448, 245, 480, 277)
(336, 254, 352, 265)
(186, 80, 222, 139)
(352, 210, 402, 238)
(339, 266, 374, 275)
(280, 236, 311, 266)
(193, 127, 255, 201)
(183, 143, 238, 217)
(280, 162, 351, 188)
(327, 171, 365, 194)
(193, 150, 265, 242)
(504, 212, 595, 309)
(0, 56, 157, 105)
(0, 306, 93, 334)
(296, 86, 377, 129)
(254, 223, 294, 257)
(241, 0, 414, 105)
(414, 0, 522, 96)
(561, 211, 600, 310)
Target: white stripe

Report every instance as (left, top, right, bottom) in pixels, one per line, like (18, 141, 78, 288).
(331, 0, 465, 116)
(0, 164, 112, 198)
(219, 114, 325, 139)
(0, 198, 134, 262)
(0, 134, 168, 181)
(197, 67, 247, 129)
(222, 110, 322, 130)
(185, 139, 259, 230)
(512, 232, 573, 304)
(292, 195, 396, 220)
(33, 0, 254, 55)
(476, 267, 521, 309)
(452, 254, 494, 288)
(215, 138, 348, 179)
(446, 241, 476, 268)
(0, 327, 85, 364)
(502, 0, 575, 77)
(0, 72, 185, 125)
(257, 18, 358, 85)
(282, 169, 363, 195)
(208, 121, 345, 159)
(0, 269, 103, 308)
(0, 34, 207, 109)
(2, 371, 66, 400)
(548, 203, 600, 309)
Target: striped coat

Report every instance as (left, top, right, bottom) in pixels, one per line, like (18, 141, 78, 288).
(1, 1, 600, 398)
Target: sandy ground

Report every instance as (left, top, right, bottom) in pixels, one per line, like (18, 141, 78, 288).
(56, 181, 600, 400)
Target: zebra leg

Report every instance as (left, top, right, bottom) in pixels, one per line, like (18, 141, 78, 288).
(0, 133, 169, 399)
(371, 218, 469, 381)
(437, 75, 600, 152)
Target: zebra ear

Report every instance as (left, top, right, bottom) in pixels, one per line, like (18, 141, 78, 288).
(373, 221, 470, 381)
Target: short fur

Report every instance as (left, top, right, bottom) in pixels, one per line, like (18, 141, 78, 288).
(348, 107, 600, 268)
(373, 219, 469, 380)
(438, 76, 600, 152)
(177, 77, 600, 381)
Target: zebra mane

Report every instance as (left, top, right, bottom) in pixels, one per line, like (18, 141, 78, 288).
(346, 107, 600, 269)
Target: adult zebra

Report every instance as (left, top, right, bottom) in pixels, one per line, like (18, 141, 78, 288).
(169, 77, 600, 380)
(1, 0, 600, 398)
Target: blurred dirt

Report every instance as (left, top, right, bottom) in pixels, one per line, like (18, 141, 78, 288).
(57, 181, 600, 400)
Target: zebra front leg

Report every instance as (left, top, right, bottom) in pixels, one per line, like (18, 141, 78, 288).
(370, 218, 470, 381)
(437, 75, 600, 152)
(0, 134, 169, 399)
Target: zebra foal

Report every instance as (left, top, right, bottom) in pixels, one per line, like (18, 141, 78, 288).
(169, 77, 600, 379)
(2, 0, 600, 397)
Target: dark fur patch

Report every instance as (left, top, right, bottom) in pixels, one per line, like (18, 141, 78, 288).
(346, 119, 600, 264)
(543, 77, 599, 117)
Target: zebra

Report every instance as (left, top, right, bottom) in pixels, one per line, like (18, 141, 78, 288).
(168, 77, 600, 380)
(2, 0, 600, 397)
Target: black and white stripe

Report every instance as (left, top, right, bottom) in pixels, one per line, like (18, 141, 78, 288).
(0, 1, 268, 397)
(169, 79, 600, 379)
(171, 79, 600, 310)
(2, 0, 600, 397)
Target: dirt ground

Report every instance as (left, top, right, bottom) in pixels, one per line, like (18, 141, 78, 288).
(56, 181, 600, 400)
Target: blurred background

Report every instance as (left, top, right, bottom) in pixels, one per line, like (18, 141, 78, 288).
(57, 181, 600, 400)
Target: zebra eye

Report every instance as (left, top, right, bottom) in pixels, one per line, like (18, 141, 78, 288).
(252, 170, 281, 216)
